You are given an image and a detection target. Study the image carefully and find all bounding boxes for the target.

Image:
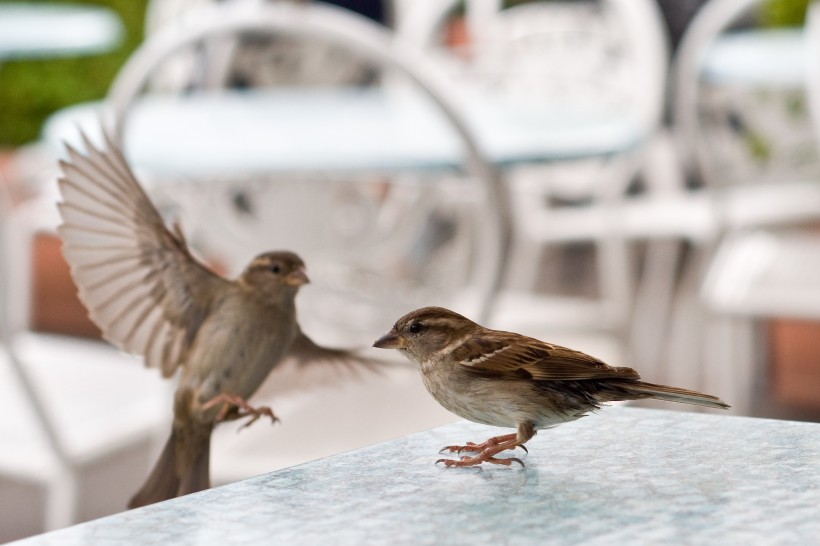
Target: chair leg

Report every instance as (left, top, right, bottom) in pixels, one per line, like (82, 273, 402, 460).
(504, 233, 545, 291)
(44, 471, 78, 531)
(629, 239, 682, 377)
(596, 206, 633, 355)
(701, 312, 758, 416)
(664, 242, 711, 392)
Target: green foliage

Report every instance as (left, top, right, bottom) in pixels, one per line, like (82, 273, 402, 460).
(744, 131, 772, 162)
(0, 0, 147, 146)
(759, 0, 810, 27)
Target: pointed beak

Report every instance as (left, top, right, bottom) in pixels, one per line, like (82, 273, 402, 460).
(286, 266, 310, 287)
(373, 329, 405, 349)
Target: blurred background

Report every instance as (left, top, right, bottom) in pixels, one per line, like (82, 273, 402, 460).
(1, 0, 819, 541)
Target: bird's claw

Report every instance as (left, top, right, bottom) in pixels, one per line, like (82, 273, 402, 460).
(436, 455, 525, 468)
(203, 393, 279, 428)
(435, 433, 527, 467)
(237, 407, 278, 431)
(438, 435, 528, 456)
(503, 457, 525, 468)
(439, 441, 480, 455)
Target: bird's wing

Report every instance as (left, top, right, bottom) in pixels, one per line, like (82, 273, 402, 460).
(57, 129, 229, 377)
(450, 331, 640, 381)
(255, 329, 404, 398)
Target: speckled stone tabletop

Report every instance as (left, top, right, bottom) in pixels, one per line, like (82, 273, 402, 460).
(12, 407, 820, 545)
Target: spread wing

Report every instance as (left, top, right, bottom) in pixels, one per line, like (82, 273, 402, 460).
(56, 129, 229, 377)
(450, 330, 640, 381)
(255, 329, 406, 398)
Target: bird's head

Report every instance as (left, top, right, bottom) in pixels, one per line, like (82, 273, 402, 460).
(239, 251, 309, 299)
(372, 306, 480, 363)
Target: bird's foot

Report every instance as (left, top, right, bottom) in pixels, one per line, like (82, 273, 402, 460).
(436, 454, 524, 468)
(203, 393, 278, 429)
(436, 435, 526, 467)
(439, 433, 527, 455)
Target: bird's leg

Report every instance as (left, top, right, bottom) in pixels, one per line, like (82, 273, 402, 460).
(202, 393, 278, 429)
(437, 423, 535, 468)
(439, 433, 523, 455)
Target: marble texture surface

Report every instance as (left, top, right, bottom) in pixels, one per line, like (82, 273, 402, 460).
(12, 407, 820, 545)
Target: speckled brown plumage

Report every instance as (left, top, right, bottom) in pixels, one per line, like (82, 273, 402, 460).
(374, 306, 729, 467)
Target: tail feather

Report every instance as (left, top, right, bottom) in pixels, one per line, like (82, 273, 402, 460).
(177, 430, 211, 496)
(606, 380, 730, 410)
(128, 431, 179, 509)
(128, 425, 212, 509)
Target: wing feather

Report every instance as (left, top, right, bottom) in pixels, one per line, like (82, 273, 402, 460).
(255, 330, 405, 398)
(57, 127, 228, 377)
(59, 163, 138, 217)
(452, 330, 640, 382)
(143, 316, 168, 371)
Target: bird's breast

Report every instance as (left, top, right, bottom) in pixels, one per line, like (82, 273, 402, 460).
(420, 364, 513, 428)
(181, 300, 297, 404)
(420, 364, 589, 429)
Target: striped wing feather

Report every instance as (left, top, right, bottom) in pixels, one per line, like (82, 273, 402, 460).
(451, 330, 640, 381)
(56, 130, 227, 377)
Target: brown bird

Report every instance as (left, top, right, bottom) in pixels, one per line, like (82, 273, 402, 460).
(57, 130, 378, 507)
(373, 306, 729, 467)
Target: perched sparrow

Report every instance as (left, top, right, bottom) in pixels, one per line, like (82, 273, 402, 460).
(374, 306, 730, 467)
(57, 130, 378, 507)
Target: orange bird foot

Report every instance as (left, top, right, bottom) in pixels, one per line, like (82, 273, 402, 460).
(436, 433, 526, 467)
(436, 454, 524, 468)
(439, 433, 527, 455)
(203, 393, 278, 429)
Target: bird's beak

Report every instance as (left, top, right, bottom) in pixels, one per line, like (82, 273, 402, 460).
(373, 329, 405, 349)
(286, 266, 310, 287)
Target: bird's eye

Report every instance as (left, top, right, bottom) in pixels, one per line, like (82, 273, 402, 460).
(408, 322, 423, 334)
(271, 264, 281, 274)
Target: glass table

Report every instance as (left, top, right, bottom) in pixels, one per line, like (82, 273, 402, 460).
(12, 406, 820, 544)
(0, 3, 122, 62)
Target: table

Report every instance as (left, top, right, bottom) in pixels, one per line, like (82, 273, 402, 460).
(0, 3, 122, 61)
(701, 29, 806, 88)
(43, 87, 643, 175)
(13, 407, 820, 545)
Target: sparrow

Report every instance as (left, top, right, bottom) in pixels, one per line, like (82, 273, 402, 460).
(57, 129, 379, 507)
(373, 306, 730, 468)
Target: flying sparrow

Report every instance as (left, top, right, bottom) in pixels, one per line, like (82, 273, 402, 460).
(374, 306, 730, 467)
(57, 129, 379, 507)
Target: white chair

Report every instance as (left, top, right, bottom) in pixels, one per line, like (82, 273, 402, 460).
(662, 1, 817, 400)
(398, 0, 671, 367)
(673, 0, 818, 187)
(41, 0, 509, 485)
(0, 8, 166, 541)
(0, 186, 169, 541)
(696, 1, 820, 415)
(142, 0, 384, 92)
(44, 1, 511, 336)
